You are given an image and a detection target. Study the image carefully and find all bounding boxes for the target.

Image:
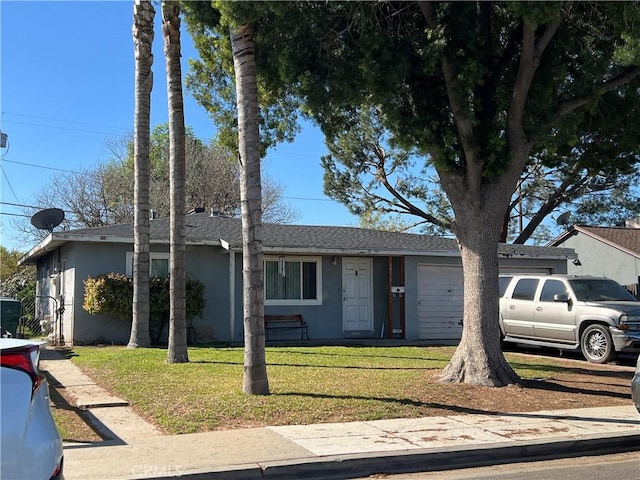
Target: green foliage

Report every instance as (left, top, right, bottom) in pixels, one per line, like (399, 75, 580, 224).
(0, 264, 36, 301)
(119, 123, 204, 182)
(182, 2, 301, 156)
(1, 246, 23, 282)
(187, 2, 640, 244)
(83, 273, 206, 345)
(147, 277, 206, 344)
(83, 273, 133, 320)
(187, 1, 640, 179)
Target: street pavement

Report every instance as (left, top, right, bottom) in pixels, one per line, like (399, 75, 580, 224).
(39, 348, 640, 480)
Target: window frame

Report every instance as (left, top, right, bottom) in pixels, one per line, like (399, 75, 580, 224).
(264, 255, 323, 306)
(539, 279, 568, 303)
(125, 252, 170, 277)
(511, 278, 539, 301)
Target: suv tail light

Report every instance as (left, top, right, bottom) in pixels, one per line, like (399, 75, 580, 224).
(0, 345, 44, 396)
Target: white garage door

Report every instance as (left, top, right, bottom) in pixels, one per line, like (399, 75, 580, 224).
(417, 265, 464, 341)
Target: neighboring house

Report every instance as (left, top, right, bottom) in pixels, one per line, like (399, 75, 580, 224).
(548, 224, 640, 298)
(20, 212, 575, 346)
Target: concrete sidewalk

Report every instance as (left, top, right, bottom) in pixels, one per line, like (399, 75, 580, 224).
(39, 348, 640, 480)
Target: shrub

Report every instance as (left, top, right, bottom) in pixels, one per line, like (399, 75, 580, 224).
(0, 266, 36, 301)
(83, 273, 133, 320)
(83, 274, 206, 345)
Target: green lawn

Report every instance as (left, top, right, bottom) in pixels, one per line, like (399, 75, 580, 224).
(67, 345, 582, 435)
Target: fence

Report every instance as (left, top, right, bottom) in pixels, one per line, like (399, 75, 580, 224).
(17, 295, 72, 346)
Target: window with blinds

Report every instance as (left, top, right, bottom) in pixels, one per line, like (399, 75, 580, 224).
(264, 256, 321, 305)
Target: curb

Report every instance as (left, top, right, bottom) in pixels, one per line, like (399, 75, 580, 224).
(141, 431, 640, 480)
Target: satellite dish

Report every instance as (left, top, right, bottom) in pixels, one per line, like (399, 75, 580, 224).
(556, 211, 571, 226)
(31, 208, 65, 233)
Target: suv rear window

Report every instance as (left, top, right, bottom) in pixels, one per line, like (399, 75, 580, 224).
(511, 278, 539, 300)
(499, 276, 513, 297)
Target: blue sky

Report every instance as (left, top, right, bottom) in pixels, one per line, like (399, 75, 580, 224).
(0, 1, 359, 252)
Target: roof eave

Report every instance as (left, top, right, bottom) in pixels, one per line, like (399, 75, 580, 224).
(550, 226, 640, 260)
(18, 234, 56, 265)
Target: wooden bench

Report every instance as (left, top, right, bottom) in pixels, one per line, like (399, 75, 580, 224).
(264, 314, 309, 341)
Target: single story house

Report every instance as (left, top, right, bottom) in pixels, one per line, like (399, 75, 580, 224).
(548, 224, 640, 297)
(20, 212, 575, 346)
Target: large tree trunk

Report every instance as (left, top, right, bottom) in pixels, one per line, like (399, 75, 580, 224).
(163, 1, 188, 363)
(128, 0, 154, 349)
(231, 23, 270, 395)
(440, 210, 520, 386)
(438, 165, 524, 386)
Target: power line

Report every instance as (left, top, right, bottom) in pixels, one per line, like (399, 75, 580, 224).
(2, 111, 130, 131)
(284, 196, 334, 202)
(1, 158, 86, 175)
(0, 211, 31, 218)
(0, 201, 49, 210)
(3, 119, 124, 136)
(2, 160, 337, 204)
(0, 166, 20, 202)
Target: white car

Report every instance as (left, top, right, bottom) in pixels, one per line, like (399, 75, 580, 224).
(1, 338, 64, 479)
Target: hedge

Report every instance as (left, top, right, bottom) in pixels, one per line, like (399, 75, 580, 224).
(83, 273, 205, 345)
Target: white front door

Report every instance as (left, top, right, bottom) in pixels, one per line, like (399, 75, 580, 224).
(342, 258, 373, 332)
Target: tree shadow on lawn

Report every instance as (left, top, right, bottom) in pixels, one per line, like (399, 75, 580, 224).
(510, 361, 634, 382)
(521, 378, 632, 401)
(192, 345, 451, 363)
(191, 359, 440, 371)
(272, 385, 640, 425)
(270, 348, 451, 363)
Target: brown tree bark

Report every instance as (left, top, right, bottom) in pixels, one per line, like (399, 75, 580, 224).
(231, 22, 270, 395)
(128, 0, 154, 349)
(163, 0, 188, 363)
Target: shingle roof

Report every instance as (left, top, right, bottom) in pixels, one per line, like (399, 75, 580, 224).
(24, 213, 574, 261)
(552, 226, 640, 258)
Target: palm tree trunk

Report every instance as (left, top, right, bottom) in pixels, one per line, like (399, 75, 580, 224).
(163, 1, 188, 363)
(128, 0, 154, 349)
(231, 22, 270, 395)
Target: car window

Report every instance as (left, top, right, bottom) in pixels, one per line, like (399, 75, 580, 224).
(511, 278, 539, 301)
(539, 279, 568, 302)
(569, 279, 637, 302)
(499, 276, 513, 297)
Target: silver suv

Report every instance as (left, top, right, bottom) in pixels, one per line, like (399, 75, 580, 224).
(499, 274, 640, 363)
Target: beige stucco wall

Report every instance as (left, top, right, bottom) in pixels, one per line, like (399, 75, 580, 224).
(557, 233, 640, 286)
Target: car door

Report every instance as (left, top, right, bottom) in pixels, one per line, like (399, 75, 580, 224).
(501, 278, 539, 338)
(532, 278, 577, 342)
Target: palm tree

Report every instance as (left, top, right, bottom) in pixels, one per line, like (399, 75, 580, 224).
(162, 0, 188, 363)
(230, 22, 270, 395)
(128, 0, 154, 349)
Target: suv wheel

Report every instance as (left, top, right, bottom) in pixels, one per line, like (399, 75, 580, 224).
(580, 324, 615, 364)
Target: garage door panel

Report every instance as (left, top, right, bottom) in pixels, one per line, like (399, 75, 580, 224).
(418, 264, 553, 341)
(417, 265, 464, 341)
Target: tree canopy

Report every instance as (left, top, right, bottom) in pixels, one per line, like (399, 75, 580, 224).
(184, 1, 640, 386)
(321, 105, 640, 243)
